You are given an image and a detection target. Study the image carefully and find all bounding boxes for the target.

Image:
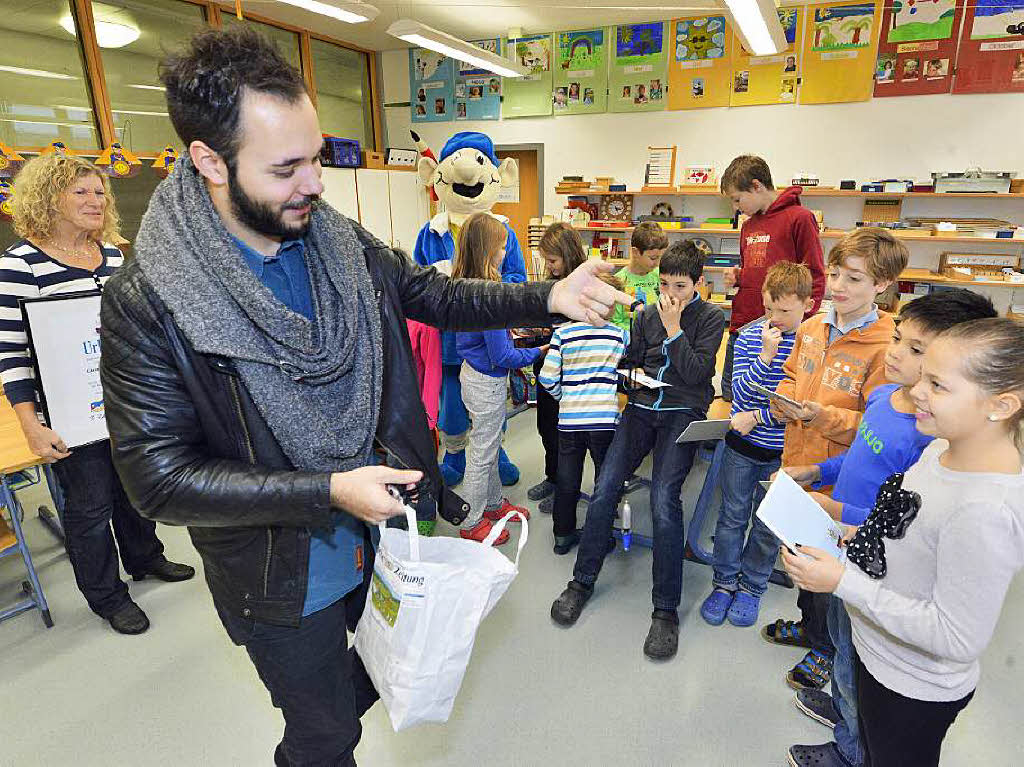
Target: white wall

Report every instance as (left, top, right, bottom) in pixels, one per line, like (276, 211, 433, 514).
(381, 49, 1024, 218)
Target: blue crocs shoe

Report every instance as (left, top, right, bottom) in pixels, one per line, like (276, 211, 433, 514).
(727, 590, 761, 628)
(439, 449, 465, 487)
(498, 447, 520, 487)
(699, 588, 734, 626)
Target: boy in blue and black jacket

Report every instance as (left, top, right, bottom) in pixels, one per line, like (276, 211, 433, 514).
(549, 240, 726, 661)
(700, 262, 814, 630)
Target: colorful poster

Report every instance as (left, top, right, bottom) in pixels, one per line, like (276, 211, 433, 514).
(668, 15, 732, 109)
(608, 22, 669, 113)
(953, 1, 1024, 93)
(455, 38, 502, 120)
(409, 48, 455, 123)
(730, 8, 804, 106)
(553, 29, 607, 115)
(800, 2, 882, 103)
(503, 34, 554, 117)
(874, 0, 962, 96)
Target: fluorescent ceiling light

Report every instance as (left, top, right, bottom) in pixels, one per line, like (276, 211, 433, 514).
(723, 0, 788, 56)
(275, 0, 378, 23)
(112, 109, 170, 117)
(388, 19, 530, 78)
(60, 15, 140, 48)
(0, 65, 77, 80)
(126, 84, 166, 92)
(0, 118, 96, 130)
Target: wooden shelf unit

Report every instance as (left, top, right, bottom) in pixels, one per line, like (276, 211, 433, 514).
(558, 188, 1024, 199)
(575, 224, 1022, 245)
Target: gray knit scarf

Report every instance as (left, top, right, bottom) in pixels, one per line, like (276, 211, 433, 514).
(133, 156, 382, 473)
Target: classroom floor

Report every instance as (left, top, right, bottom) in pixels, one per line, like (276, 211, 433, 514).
(3, 413, 1023, 766)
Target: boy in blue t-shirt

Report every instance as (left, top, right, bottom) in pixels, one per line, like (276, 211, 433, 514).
(782, 289, 998, 767)
(700, 262, 814, 629)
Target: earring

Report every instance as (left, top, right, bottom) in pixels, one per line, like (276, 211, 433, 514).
(988, 414, 999, 422)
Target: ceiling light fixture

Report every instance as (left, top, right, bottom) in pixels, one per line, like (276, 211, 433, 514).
(722, 0, 788, 57)
(275, 0, 379, 24)
(388, 20, 530, 78)
(60, 15, 140, 48)
(0, 65, 78, 80)
(126, 84, 166, 92)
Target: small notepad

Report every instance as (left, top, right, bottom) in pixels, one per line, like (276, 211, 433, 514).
(755, 471, 844, 559)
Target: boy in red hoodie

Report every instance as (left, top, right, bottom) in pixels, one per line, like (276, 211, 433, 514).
(720, 155, 826, 401)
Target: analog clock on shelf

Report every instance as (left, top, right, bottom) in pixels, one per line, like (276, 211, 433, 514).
(599, 194, 634, 222)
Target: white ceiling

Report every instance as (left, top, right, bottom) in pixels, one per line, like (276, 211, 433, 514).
(240, 0, 725, 52)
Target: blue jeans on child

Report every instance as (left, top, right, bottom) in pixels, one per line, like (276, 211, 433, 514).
(710, 443, 781, 597)
(572, 405, 699, 611)
(829, 594, 864, 766)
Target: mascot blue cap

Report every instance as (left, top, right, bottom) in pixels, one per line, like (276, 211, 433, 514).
(438, 132, 500, 168)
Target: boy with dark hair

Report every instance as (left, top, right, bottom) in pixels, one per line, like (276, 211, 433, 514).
(763, 228, 908, 698)
(699, 262, 814, 630)
(550, 240, 726, 660)
(783, 288, 998, 767)
(719, 154, 826, 401)
(610, 220, 669, 333)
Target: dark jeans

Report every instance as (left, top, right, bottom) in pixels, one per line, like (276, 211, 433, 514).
(52, 440, 163, 617)
(829, 596, 863, 766)
(535, 362, 560, 484)
(553, 429, 614, 537)
(710, 444, 780, 597)
(798, 588, 835, 656)
(720, 331, 737, 401)
(573, 405, 699, 611)
(856, 656, 972, 767)
(219, 540, 379, 767)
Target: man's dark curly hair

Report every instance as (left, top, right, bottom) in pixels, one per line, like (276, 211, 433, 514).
(159, 28, 309, 168)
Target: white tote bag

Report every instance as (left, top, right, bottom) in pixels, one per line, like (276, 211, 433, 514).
(353, 505, 528, 731)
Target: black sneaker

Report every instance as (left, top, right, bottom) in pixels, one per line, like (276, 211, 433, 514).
(553, 531, 580, 555)
(550, 580, 592, 626)
(538, 496, 554, 515)
(643, 609, 679, 660)
(795, 689, 840, 728)
(131, 557, 196, 583)
(527, 479, 556, 501)
(108, 601, 150, 635)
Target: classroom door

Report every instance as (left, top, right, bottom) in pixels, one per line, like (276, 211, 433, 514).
(492, 149, 540, 280)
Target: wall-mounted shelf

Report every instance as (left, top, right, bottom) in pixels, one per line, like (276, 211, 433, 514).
(575, 224, 1022, 245)
(558, 188, 1024, 199)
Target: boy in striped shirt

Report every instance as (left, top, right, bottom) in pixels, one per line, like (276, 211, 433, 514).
(538, 273, 627, 555)
(700, 262, 814, 628)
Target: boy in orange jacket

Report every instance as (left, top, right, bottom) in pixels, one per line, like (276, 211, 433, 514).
(761, 228, 908, 694)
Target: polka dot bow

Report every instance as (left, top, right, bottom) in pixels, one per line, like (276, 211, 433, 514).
(846, 472, 922, 580)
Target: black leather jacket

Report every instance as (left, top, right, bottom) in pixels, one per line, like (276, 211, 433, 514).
(99, 225, 553, 629)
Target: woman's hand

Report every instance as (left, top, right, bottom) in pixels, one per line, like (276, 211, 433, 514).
(781, 546, 844, 593)
(23, 424, 72, 463)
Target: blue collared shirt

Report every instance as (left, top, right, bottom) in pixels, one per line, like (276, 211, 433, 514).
(234, 236, 365, 617)
(824, 304, 879, 345)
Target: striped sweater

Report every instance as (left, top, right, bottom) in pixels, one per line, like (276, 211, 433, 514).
(537, 321, 626, 431)
(0, 239, 123, 406)
(730, 319, 796, 452)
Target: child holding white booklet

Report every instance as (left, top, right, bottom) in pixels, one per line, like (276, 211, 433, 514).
(783, 317, 1024, 767)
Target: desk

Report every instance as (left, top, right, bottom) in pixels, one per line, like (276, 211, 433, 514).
(0, 396, 64, 539)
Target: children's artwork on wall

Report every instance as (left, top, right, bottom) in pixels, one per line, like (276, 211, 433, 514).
(874, 0, 962, 96)
(609, 22, 668, 113)
(801, 1, 882, 103)
(668, 15, 732, 108)
(954, 0, 1024, 92)
(503, 34, 555, 117)
(731, 7, 805, 106)
(408, 48, 455, 123)
(553, 29, 608, 115)
(455, 39, 502, 120)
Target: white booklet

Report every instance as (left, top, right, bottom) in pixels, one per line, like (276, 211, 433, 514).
(620, 370, 671, 389)
(755, 471, 844, 559)
(676, 419, 731, 443)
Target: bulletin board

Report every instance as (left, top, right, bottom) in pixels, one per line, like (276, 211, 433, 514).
(800, 1, 882, 104)
(608, 22, 669, 113)
(874, 0, 963, 97)
(668, 15, 732, 110)
(455, 39, 502, 121)
(730, 7, 804, 106)
(952, 1, 1024, 94)
(553, 29, 608, 115)
(409, 49, 455, 123)
(503, 34, 555, 117)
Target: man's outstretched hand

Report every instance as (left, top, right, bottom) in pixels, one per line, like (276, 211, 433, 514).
(548, 259, 633, 326)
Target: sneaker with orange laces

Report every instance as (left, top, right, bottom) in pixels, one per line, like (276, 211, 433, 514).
(483, 499, 530, 522)
(459, 518, 510, 545)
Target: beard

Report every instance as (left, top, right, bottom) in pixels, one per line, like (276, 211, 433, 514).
(227, 164, 318, 239)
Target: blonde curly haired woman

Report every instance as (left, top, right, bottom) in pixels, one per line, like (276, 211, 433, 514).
(3, 153, 194, 634)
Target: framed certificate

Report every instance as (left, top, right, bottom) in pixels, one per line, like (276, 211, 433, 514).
(20, 291, 107, 449)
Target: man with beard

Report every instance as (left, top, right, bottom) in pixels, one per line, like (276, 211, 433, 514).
(98, 29, 630, 767)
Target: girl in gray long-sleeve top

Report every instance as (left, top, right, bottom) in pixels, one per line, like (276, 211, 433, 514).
(782, 317, 1024, 767)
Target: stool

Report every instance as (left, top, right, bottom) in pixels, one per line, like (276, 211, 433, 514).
(0, 473, 53, 628)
